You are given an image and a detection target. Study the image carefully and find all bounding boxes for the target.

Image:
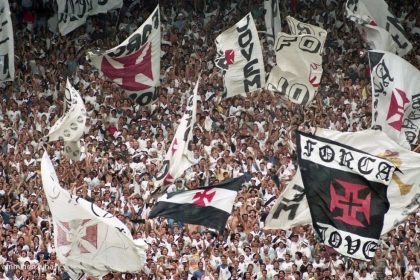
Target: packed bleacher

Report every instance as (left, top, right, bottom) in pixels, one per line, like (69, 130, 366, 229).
(0, 0, 419, 279)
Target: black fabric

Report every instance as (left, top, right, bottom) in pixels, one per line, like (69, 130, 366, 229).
(149, 202, 230, 232)
(296, 132, 390, 240)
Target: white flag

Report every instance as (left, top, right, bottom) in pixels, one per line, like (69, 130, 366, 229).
(264, 0, 281, 47)
(369, 50, 420, 149)
(41, 152, 147, 278)
(265, 168, 310, 229)
(88, 6, 160, 107)
(0, 0, 14, 81)
(266, 30, 326, 106)
(265, 129, 420, 235)
(215, 13, 265, 98)
(56, 0, 122, 36)
(286, 16, 327, 51)
(48, 79, 87, 160)
(154, 78, 200, 189)
(346, 0, 412, 56)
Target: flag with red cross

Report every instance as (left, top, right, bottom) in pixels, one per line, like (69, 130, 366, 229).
(296, 131, 397, 261)
(149, 176, 245, 232)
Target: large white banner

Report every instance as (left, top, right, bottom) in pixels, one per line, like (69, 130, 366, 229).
(154, 78, 200, 190)
(369, 50, 420, 149)
(215, 13, 265, 98)
(264, 0, 281, 47)
(346, 0, 412, 57)
(266, 31, 325, 106)
(0, 0, 14, 81)
(265, 129, 420, 235)
(286, 16, 327, 51)
(41, 152, 147, 278)
(88, 6, 160, 107)
(48, 79, 87, 160)
(57, 0, 122, 36)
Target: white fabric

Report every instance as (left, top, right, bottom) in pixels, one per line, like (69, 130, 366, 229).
(41, 152, 147, 278)
(264, 0, 281, 47)
(299, 132, 396, 185)
(48, 79, 87, 160)
(88, 6, 160, 107)
(286, 16, 327, 51)
(265, 129, 420, 235)
(266, 18, 326, 106)
(215, 13, 265, 98)
(155, 78, 200, 187)
(56, 0, 123, 36)
(316, 222, 380, 261)
(369, 50, 420, 149)
(346, 0, 412, 56)
(266, 32, 325, 106)
(265, 168, 308, 230)
(0, 0, 14, 81)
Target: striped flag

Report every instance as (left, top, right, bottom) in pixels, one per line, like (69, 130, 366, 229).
(149, 176, 245, 231)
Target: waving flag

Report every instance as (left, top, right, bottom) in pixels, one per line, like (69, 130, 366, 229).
(297, 131, 396, 260)
(346, 0, 412, 56)
(264, 0, 281, 47)
(154, 78, 200, 191)
(265, 129, 420, 242)
(56, 0, 122, 36)
(48, 79, 87, 160)
(265, 168, 309, 230)
(215, 13, 265, 98)
(88, 6, 160, 107)
(150, 176, 245, 231)
(0, 0, 14, 81)
(369, 50, 420, 149)
(41, 152, 147, 278)
(286, 16, 327, 51)
(266, 18, 326, 106)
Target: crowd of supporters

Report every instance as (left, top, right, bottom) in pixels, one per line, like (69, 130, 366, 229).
(0, 0, 419, 279)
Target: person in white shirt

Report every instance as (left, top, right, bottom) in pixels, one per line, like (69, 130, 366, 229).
(312, 254, 325, 270)
(280, 253, 294, 272)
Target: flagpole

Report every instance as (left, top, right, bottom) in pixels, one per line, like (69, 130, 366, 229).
(114, 6, 123, 32)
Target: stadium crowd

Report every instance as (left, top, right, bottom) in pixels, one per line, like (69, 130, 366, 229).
(0, 0, 419, 279)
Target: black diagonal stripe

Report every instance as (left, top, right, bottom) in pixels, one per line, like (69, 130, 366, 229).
(149, 202, 230, 232)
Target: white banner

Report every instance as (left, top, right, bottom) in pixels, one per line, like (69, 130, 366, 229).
(215, 13, 265, 98)
(346, 0, 412, 57)
(369, 50, 420, 149)
(41, 152, 147, 278)
(286, 16, 327, 51)
(88, 6, 160, 107)
(299, 133, 396, 185)
(265, 168, 310, 229)
(0, 0, 14, 81)
(154, 78, 200, 189)
(266, 31, 325, 106)
(265, 129, 420, 235)
(56, 0, 122, 36)
(48, 79, 87, 160)
(264, 0, 281, 47)
(316, 222, 380, 261)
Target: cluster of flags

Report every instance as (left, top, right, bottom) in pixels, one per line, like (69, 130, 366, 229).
(0, 0, 416, 275)
(266, 128, 420, 260)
